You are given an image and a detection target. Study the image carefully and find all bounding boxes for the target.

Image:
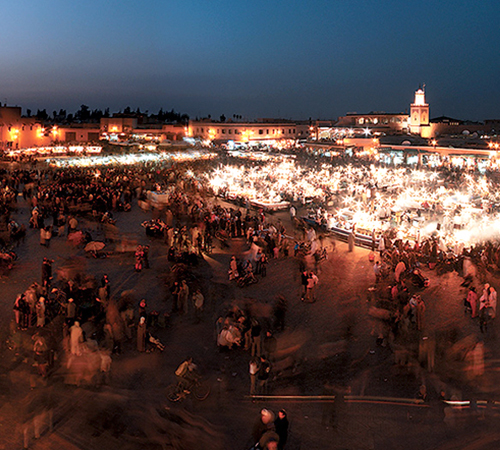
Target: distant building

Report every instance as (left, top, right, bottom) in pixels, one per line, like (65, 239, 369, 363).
(429, 116, 484, 137)
(335, 112, 409, 134)
(188, 120, 297, 142)
(100, 116, 185, 142)
(58, 123, 101, 143)
(0, 105, 46, 149)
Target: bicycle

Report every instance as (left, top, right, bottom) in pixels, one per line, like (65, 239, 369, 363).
(166, 377, 211, 402)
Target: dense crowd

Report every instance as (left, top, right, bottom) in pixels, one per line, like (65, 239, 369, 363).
(2, 154, 500, 448)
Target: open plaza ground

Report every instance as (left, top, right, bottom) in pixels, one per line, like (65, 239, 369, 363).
(1, 154, 500, 449)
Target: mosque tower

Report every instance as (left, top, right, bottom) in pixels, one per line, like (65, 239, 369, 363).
(409, 86, 431, 138)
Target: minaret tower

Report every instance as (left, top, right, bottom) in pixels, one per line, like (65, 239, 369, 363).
(410, 86, 431, 137)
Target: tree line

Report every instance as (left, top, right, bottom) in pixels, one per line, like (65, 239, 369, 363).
(26, 105, 189, 125)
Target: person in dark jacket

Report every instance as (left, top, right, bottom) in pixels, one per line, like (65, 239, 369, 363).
(274, 409, 289, 450)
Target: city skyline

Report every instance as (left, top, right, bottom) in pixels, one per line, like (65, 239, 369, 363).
(2, 0, 499, 121)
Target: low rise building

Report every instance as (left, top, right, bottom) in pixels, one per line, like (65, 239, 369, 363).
(188, 120, 297, 142)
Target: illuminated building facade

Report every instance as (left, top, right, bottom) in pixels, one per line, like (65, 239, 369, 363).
(101, 117, 185, 142)
(188, 121, 298, 143)
(0, 105, 47, 149)
(335, 112, 409, 134)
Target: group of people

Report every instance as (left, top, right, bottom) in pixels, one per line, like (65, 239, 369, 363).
(252, 408, 289, 450)
(465, 282, 498, 333)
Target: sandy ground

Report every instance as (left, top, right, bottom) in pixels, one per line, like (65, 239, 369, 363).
(1, 185, 500, 449)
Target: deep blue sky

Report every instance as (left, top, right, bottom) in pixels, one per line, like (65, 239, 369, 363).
(1, 0, 499, 120)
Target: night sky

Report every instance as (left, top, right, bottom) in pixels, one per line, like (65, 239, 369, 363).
(2, 0, 499, 121)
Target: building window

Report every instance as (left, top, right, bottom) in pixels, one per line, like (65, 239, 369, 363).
(259, 130, 263, 135)
(266, 130, 269, 135)
(228, 129, 232, 134)
(222, 129, 226, 134)
(359, 118, 364, 125)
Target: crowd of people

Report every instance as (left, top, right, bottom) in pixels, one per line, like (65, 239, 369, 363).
(3, 154, 500, 448)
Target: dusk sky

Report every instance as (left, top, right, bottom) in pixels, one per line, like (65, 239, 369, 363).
(2, 0, 499, 121)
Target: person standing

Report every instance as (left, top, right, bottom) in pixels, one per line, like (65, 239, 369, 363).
(249, 357, 259, 395)
(395, 259, 406, 283)
(373, 261, 382, 284)
(179, 280, 189, 314)
(13, 294, 23, 329)
(305, 271, 318, 303)
(251, 319, 262, 357)
(41, 258, 53, 289)
(261, 253, 268, 277)
(170, 281, 180, 313)
(192, 289, 204, 322)
(35, 297, 46, 328)
(467, 286, 479, 318)
(229, 256, 239, 281)
(348, 229, 355, 252)
(69, 321, 83, 356)
(263, 331, 277, 361)
(65, 298, 77, 325)
(274, 409, 289, 450)
(488, 285, 497, 319)
(143, 245, 150, 269)
(300, 269, 309, 301)
(273, 295, 287, 332)
(137, 316, 147, 352)
(257, 355, 272, 395)
(252, 409, 276, 446)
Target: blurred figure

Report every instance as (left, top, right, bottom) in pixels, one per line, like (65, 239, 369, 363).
(137, 316, 147, 352)
(69, 321, 83, 356)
